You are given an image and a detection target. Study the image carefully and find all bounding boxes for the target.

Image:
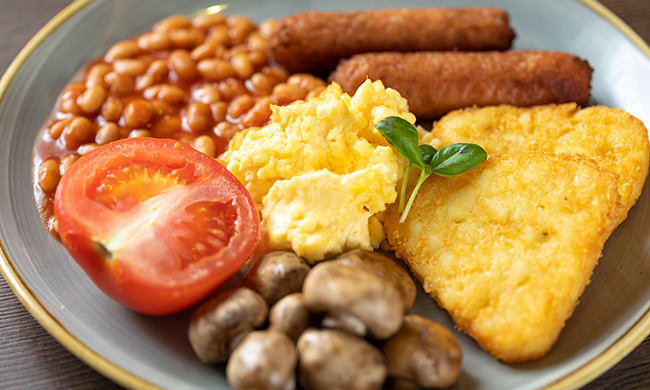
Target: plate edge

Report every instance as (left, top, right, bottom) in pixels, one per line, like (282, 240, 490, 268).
(1, 1, 650, 389)
(0, 0, 161, 388)
(543, 2, 650, 388)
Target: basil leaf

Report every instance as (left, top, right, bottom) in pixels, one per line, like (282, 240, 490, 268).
(430, 143, 487, 177)
(375, 116, 425, 169)
(376, 117, 487, 223)
(419, 144, 438, 173)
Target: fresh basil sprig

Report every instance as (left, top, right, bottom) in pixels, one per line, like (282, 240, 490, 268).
(375, 116, 487, 223)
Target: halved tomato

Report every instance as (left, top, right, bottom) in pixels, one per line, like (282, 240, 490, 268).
(54, 138, 259, 315)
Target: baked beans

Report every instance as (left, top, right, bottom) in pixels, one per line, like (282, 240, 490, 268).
(272, 83, 307, 105)
(123, 100, 154, 128)
(48, 117, 73, 139)
(38, 158, 60, 194)
(240, 96, 274, 128)
(59, 154, 79, 175)
(228, 95, 255, 120)
(191, 135, 217, 157)
(113, 58, 147, 77)
(147, 59, 169, 78)
(58, 83, 84, 115)
(62, 116, 94, 150)
(218, 78, 247, 101)
(135, 74, 156, 92)
(137, 32, 171, 52)
(105, 71, 136, 95)
(95, 123, 120, 145)
(210, 101, 228, 123)
(105, 40, 141, 62)
(101, 96, 124, 123)
(197, 58, 236, 81)
(193, 84, 221, 105)
(33, 12, 326, 234)
(79, 85, 107, 114)
(86, 63, 112, 88)
(184, 102, 212, 132)
(231, 53, 254, 79)
(192, 13, 226, 30)
(129, 129, 153, 138)
(191, 42, 217, 61)
(153, 15, 191, 33)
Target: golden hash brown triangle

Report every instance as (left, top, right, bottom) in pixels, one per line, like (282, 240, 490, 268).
(384, 153, 621, 363)
(426, 103, 649, 225)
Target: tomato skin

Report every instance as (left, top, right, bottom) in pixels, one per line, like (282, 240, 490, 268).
(54, 138, 259, 315)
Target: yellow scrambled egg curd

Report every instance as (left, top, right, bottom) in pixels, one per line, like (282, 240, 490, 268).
(220, 79, 415, 262)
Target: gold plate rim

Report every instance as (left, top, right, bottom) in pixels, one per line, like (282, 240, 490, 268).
(1, 0, 649, 389)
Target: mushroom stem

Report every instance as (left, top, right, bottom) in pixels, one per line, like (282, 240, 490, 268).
(321, 311, 367, 337)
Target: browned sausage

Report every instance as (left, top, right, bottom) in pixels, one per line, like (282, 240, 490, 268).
(268, 8, 515, 76)
(329, 51, 593, 119)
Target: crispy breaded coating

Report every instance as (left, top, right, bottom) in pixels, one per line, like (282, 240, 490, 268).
(269, 7, 515, 76)
(427, 104, 650, 224)
(384, 153, 621, 363)
(330, 51, 592, 119)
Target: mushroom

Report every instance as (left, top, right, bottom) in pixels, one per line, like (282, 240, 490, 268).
(297, 328, 386, 390)
(302, 261, 404, 339)
(188, 287, 268, 364)
(244, 251, 311, 304)
(268, 292, 314, 342)
(381, 314, 463, 389)
(226, 330, 297, 390)
(332, 249, 417, 312)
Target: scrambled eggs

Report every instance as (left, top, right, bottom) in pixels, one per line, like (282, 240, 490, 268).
(220, 80, 415, 262)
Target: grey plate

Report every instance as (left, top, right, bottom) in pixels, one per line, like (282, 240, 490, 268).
(1, 0, 650, 389)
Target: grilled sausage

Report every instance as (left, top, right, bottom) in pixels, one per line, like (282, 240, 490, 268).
(329, 51, 593, 119)
(268, 7, 515, 76)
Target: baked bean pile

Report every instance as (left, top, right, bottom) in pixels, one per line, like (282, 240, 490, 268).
(33, 13, 326, 234)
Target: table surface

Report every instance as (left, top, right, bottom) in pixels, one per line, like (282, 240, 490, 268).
(2, 0, 650, 389)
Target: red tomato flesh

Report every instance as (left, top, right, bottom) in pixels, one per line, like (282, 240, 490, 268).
(54, 138, 259, 315)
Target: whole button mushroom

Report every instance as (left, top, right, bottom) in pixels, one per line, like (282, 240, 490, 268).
(226, 330, 297, 390)
(332, 249, 417, 312)
(268, 292, 314, 342)
(382, 314, 463, 389)
(302, 261, 404, 339)
(188, 287, 268, 364)
(297, 328, 386, 390)
(244, 251, 311, 304)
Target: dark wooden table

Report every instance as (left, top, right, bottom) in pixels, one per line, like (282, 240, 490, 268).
(1, 0, 650, 389)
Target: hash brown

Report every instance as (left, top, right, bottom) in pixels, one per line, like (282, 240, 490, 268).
(384, 153, 621, 362)
(425, 103, 650, 224)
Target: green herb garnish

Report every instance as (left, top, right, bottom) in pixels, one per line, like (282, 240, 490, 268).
(375, 116, 487, 223)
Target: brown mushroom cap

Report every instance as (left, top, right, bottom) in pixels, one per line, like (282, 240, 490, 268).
(382, 314, 463, 389)
(302, 261, 404, 339)
(226, 330, 297, 390)
(188, 287, 268, 364)
(268, 292, 314, 343)
(244, 251, 311, 304)
(332, 249, 417, 312)
(297, 328, 386, 390)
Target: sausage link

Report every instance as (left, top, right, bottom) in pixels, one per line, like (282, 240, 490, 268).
(329, 51, 593, 119)
(269, 7, 515, 76)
